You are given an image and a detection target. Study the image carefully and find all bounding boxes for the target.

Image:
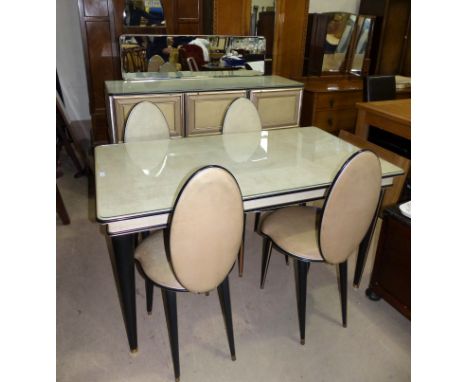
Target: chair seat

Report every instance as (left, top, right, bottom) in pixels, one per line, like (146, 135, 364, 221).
(135, 231, 186, 291)
(260, 206, 323, 261)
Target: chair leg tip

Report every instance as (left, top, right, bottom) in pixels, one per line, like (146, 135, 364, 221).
(300, 339, 305, 345)
(175, 377, 180, 382)
(147, 311, 152, 315)
(231, 355, 236, 361)
(238, 273, 243, 277)
(130, 348, 138, 354)
(343, 323, 347, 328)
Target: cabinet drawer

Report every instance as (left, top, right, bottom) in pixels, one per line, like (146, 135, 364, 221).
(110, 94, 183, 143)
(250, 88, 302, 130)
(185, 91, 247, 136)
(314, 91, 362, 110)
(314, 109, 357, 134)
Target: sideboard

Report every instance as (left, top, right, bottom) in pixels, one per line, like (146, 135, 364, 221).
(105, 75, 303, 143)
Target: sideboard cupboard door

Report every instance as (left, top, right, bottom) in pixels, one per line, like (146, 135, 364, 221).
(250, 88, 302, 130)
(110, 94, 183, 143)
(185, 91, 247, 136)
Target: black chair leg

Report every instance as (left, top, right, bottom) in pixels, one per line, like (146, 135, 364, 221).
(238, 213, 246, 277)
(260, 238, 273, 289)
(217, 276, 236, 361)
(338, 261, 348, 328)
(295, 259, 308, 345)
(162, 289, 180, 382)
(145, 278, 154, 315)
(254, 212, 261, 232)
(285, 255, 289, 265)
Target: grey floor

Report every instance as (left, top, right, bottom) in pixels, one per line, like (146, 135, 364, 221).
(56, 144, 411, 382)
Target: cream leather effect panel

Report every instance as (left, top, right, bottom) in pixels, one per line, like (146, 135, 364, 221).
(320, 151, 381, 264)
(124, 101, 170, 142)
(169, 167, 244, 293)
(223, 98, 262, 133)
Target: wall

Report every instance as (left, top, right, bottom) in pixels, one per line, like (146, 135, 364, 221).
(56, 0, 90, 121)
(309, 0, 359, 14)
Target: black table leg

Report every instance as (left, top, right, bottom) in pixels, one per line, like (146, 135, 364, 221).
(111, 234, 138, 353)
(353, 189, 385, 288)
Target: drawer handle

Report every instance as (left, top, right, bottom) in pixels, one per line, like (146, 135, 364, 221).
(329, 99, 335, 108)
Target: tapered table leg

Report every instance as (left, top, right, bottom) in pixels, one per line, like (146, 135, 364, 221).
(353, 189, 385, 288)
(111, 234, 138, 352)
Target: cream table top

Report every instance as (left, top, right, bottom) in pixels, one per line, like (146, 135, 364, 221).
(95, 127, 403, 234)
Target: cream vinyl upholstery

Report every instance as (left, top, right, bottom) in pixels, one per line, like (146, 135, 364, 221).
(223, 98, 262, 133)
(260, 150, 381, 264)
(124, 101, 170, 143)
(169, 167, 244, 293)
(136, 166, 244, 293)
(320, 150, 381, 264)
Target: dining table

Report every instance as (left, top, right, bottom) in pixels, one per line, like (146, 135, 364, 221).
(355, 98, 411, 140)
(94, 126, 404, 352)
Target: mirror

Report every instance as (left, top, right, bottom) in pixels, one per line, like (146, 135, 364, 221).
(120, 34, 267, 80)
(322, 13, 356, 72)
(303, 12, 375, 76)
(350, 16, 374, 75)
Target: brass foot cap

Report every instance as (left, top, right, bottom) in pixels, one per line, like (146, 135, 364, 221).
(239, 273, 243, 277)
(231, 355, 236, 361)
(130, 348, 138, 354)
(353, 284, 359, 289)
(175, 377, 180, 382)
(300, 339, 305, 345)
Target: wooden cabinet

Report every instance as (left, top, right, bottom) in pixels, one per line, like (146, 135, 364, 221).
(367, 206, 411, 319)
(250, 88, 302, 130)
(185, 91, 247, 136)
(301, 79, 362, 135)
(359, 0, 411, 76)
(109, 94, 184, 142)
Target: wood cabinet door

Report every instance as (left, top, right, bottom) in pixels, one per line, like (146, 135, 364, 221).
(110, 94, 184, 143)
(250, 88, 303, 130)
(185, 91, 247, 136)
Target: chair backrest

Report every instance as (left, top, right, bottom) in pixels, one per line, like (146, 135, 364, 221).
(159, 62, 178, 73)
(147, 54, 165, 72)
(178, 44, 205, 71)
(167, 166, 244, 293)
(222, 98, 262, 133)
(363, 75, 396, 101)
(124, 101, 170, 143)
(319, 150, 382, 264)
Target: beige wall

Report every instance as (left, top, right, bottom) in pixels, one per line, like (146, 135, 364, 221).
(56, 0, 90, 122)
(309, 0, 360, 14)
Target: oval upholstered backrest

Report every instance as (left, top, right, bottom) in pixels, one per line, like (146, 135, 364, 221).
(223, 98, 262, 133)
(124, 101, 170, 143)
(319, 150, 382, 264)
(168, 166, 244, 293)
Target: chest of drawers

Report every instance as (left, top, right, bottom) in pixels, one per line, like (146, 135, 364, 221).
(301, 80, 362, 135)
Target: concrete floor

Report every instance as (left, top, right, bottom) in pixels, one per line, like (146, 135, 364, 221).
(56, 150, 411, 382)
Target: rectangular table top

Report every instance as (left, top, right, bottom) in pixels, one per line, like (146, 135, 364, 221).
(356, 99, 411, 126)
(95, 127, 403, 229)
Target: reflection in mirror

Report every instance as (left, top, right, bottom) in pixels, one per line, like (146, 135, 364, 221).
(350, 16, 373, 74)
(123, 0, 165, 27)
(322, 13, 356, 72)
(120, 35, 267, 80)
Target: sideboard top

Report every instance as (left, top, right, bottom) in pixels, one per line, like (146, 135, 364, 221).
(105, 75, 304, 96)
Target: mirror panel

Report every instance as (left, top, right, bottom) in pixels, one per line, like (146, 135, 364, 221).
(322, 13, 356, 72)
(120, 34, 267, 80)
(350, 16, 374, 75)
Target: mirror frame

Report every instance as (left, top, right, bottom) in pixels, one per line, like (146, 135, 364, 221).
(303, 12, 375, 77)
